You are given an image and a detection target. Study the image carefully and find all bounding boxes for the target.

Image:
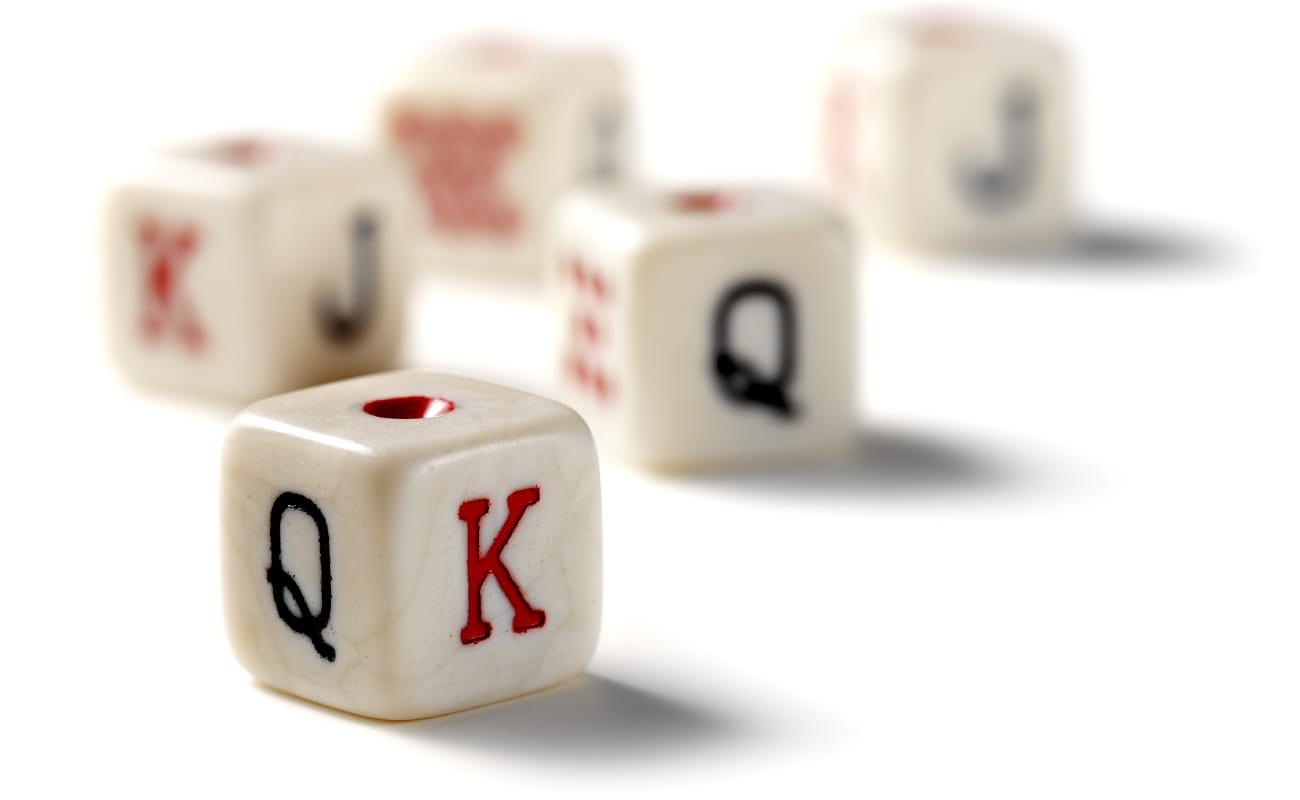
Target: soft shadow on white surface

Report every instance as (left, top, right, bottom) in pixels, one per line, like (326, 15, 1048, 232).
(680, 426, 1033, 499)
(947, 221, 1229, 275)
(1064, 223, 1225, 268)
(390, 674, 763, 764)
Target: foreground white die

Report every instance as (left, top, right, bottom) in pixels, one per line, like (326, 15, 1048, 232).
(550, 187, 857, 470)
(103, 136, 410, 401)
(221, 370, 601, 720)
(819, 12, 1070, 250)
(381, 37, 631, 280)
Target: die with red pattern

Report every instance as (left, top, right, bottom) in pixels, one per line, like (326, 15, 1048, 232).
(103, 136, 410, 401)
(381, 37, 630, 280)
(550, 186, 859, 470)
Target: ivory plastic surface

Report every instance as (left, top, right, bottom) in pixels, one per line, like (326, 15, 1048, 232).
(550, 186, 858, 470)
(819, 12, 1071, 251)
(380, 38, 630, 281)
(221, 370, 602, 720)
(103, 137, 410, 402)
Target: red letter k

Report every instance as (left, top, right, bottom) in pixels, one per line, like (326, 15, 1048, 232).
(458, 486, 547, 645)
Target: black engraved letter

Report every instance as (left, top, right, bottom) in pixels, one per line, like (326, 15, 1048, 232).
(315, 209, 379, 343)
(586, 101, 623, 182)
(711, 279, 798, 419)
(267, 491, 335, 662)
(954, 79, 1040, 213)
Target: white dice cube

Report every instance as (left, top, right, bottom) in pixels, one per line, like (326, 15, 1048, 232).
(221, 370, 601, 720)
(103, 136, 410, 401)
(381, 37, 631, 280)
(820, 12, 1071, 250)
(550, 187, 858, 470)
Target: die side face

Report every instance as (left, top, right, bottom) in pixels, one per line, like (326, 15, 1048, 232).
(904, 40, 1069, 247)
(576, 92, 628, 183)
(562, 64, 631, 186)
(105, 137, 408, 401)
(221, 371, 601, 720)
(823, 19, 1069, 249)
(555, 191, 858, 469)
(105, 184, 272, 399)
(383, 47, 629, 277)
(630, 227, 858, 467)
(555, 250, 622, 416)
(256, 167, 408, 390)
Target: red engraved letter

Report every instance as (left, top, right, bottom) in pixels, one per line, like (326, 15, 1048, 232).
(458, 486, 547, 645)
(136, 216, 205, 353)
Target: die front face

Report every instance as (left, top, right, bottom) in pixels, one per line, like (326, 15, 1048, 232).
(821, 14, 1069, 250)
(383, 39, 630, 279)
(103, 137, 408, 401)
(254, 149, 409, 391)
(552, 189, 858, 470)
(221, 371, 601, 720)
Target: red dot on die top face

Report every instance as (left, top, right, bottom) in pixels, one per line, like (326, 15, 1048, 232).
(212, 137, 279, 167)
(363, 395, 456, 419)
(673, 191, 733, 213)
(912, 12, 972, 45)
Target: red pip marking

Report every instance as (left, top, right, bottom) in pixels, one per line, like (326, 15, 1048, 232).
(136, 216, 205, 353)
(211, 137, 277, 167)
(572, 356, 590, 386)
(592, 370, 611, 402)
(674, 191, 732, 213)
(912, 11, 973, 45)
(561, 253, 617, 406)
(390, 109, 520, 237)
(465, 36, 539, 66)
(822, 75, 864, 195)
(572, 312, 601, 345)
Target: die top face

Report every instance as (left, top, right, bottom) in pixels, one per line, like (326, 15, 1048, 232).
(230, 370, 588, 465)
(559, 186, 849, 257)
(114, 135, 398, 206)
(168, 134, 395, 195)
(870, 12, 1059, 58)
(393, 37, 622, 98)
(832, 12, 1065, 88)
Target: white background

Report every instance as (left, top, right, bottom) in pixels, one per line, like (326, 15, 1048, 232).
(1, 1, 1297, 797)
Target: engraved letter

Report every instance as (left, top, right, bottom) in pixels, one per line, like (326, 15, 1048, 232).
(954, 79, 1040, 213)
(267, 492, 335, 662)
(458, 486, 547, 645)
(711, 279, 799, 418)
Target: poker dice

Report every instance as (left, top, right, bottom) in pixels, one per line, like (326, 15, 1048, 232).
(221, 370, 601, 720)
(550, 187, 858, 470)
(381, 37, 631, 280)
(819, 12, 1070, 250)
(103, 136, 410, 402)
